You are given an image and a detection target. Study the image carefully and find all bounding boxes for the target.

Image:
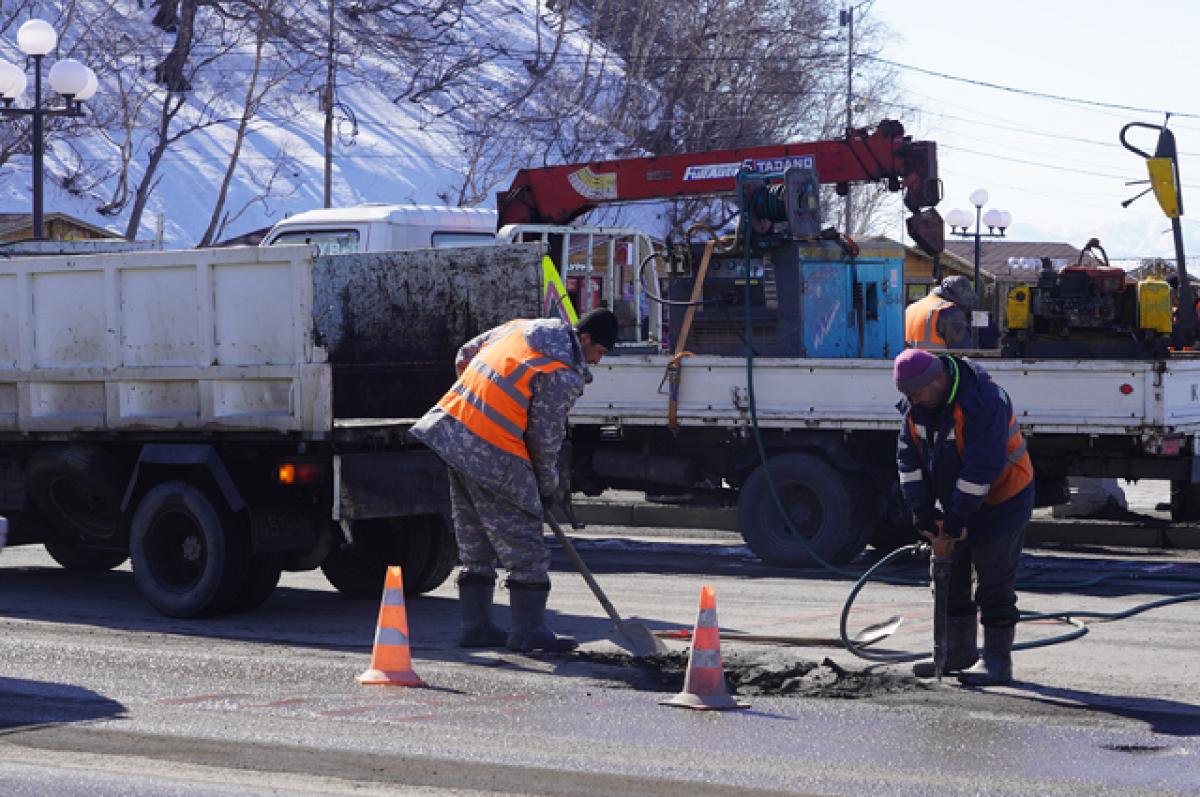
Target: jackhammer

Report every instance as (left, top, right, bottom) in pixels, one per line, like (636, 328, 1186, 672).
(921, 520, 967, 681)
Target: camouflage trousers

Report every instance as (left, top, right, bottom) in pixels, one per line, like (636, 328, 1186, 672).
(447, 468, 550, 583)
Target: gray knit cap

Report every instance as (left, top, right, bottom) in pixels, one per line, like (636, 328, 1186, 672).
(935, 276, 977, 309)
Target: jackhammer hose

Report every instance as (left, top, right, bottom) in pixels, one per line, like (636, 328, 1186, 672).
(734, 172, 919, 585)
(836, 542, 1200, 663)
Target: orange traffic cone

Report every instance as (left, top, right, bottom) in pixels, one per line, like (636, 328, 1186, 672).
(660, 585, 749, 711)
(357, 566, 426, 687)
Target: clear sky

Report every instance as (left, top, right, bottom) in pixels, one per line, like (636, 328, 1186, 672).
(870, 0, 1200, 261)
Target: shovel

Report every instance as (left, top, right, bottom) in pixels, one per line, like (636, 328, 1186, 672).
(544, 510, 668, 657)
(652, 614, 904, 649)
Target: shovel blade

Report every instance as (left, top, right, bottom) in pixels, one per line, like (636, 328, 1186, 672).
(851, 614, 904, 648)
(608, 621, 669, 657)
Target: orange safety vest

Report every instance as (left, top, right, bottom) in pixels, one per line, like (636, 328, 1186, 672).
(436, 320, 569, 461)
(906, 385, 1033, 506)
(905, 293, 955, 349)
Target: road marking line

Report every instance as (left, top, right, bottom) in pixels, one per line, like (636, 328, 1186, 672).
(386, 714, 438, 722)
(316, 705, 394, 716)
(155, 694, 250, 704)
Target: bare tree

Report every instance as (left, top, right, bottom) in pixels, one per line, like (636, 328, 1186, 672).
(122, 6, 244, 238)
(435, 95, 537, 207)
(195, 4, 307, 246)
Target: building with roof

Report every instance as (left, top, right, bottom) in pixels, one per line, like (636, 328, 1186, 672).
(943, 240, 1084, 283)
(897, 239, 978, 303)
(0, 212, 124, 242)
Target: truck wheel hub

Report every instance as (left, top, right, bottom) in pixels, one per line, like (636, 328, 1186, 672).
(181, 535, 202, 562)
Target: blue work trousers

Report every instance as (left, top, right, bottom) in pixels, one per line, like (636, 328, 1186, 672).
(940, 525, 1025, 628)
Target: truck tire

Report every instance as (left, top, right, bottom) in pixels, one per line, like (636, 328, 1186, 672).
(406, 515, 459, 595)
(870, 479, 921, 553)
(840, 473, 884, 563)
(1170, 480, 1200, 522)
(320, 517, 432, 599)
(129, 480, 252, 618)
(282, 518, 335, 572)
(42, 535, 129, 572)
(26, 446, 130, 546)
(737, 453, 868, 568)
(227, 552, 283, 614)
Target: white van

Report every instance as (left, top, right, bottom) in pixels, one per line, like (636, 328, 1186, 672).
(260, 204, 497, 254)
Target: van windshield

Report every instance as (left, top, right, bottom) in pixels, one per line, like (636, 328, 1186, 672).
(269, 229, 360, 255)
(431, 231, 496, 249)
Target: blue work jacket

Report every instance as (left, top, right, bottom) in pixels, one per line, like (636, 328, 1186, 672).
(896, 355, 1034, 542)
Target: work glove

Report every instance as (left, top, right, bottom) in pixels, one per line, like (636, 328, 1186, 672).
(940, 511, 967, 539)
(911, 505, 941, 536)
(540, 494, 556, 511)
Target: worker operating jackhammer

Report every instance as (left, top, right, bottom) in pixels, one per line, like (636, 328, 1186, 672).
(411, 309, 619, 653)
(893, 348, 1035, 685)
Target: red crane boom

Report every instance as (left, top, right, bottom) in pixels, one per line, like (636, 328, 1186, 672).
(496, 120, 942, 246)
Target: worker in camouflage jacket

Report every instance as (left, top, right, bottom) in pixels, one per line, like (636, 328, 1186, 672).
(412, 309, 619, 652)
(893, 348, 1034, 685)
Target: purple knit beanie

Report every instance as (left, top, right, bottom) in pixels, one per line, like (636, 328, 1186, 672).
(894, 349, 944, 394)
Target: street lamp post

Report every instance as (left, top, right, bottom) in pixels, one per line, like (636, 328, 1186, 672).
(946, 189, 1012, 346)
(0, 19, 98, 240)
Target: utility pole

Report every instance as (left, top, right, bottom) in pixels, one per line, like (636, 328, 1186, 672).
(840, 6, 855, 236)
(323, 0, 335, 208)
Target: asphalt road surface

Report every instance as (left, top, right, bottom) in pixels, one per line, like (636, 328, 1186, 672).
(2, 516, 1199, 796)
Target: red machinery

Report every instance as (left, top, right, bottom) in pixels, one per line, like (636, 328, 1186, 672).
(495, 120, 944, 254)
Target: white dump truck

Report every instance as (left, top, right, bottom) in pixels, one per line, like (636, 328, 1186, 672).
(0, 242, 544, 617)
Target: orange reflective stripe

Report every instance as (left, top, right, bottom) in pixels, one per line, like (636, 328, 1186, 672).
(907, 417, 920, 451)
(437, 320, 568, 460)
(952, 398, 1033, 505)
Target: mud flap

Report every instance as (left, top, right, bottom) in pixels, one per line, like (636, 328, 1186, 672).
(335, 450, 451, 520)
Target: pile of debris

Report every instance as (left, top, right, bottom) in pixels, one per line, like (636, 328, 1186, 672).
(573, 649, 930, 699)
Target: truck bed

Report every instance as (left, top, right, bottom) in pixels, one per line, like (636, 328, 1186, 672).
(573, 352, 1200, 437)
(0, 243, 544, 438)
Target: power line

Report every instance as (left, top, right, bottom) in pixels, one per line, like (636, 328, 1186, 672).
(938, 143, 1200, 190)
(863, 55, 1200, 120)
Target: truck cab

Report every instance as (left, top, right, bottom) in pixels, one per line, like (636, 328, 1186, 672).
(261, 204, 498, 254)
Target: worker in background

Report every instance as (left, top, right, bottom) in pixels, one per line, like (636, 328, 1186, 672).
(905, 275, 976, 349)
(893, 348, 1034, 685)
(412, 309, 619, 653)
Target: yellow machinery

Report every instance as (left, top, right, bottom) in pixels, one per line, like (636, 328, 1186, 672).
(1002, 239, 1173, 359)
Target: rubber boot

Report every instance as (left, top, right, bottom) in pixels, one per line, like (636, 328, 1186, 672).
(912, 614, 979, 678)
(457, 573, 507, 648)
(957, 625, 1015, 686)
(505, 580, 577, 652)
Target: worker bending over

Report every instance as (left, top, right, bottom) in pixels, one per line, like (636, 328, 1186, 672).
(893, 348, 1034, 685)
(905, 275, 976, 349)
(412, 309, 619, 652)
